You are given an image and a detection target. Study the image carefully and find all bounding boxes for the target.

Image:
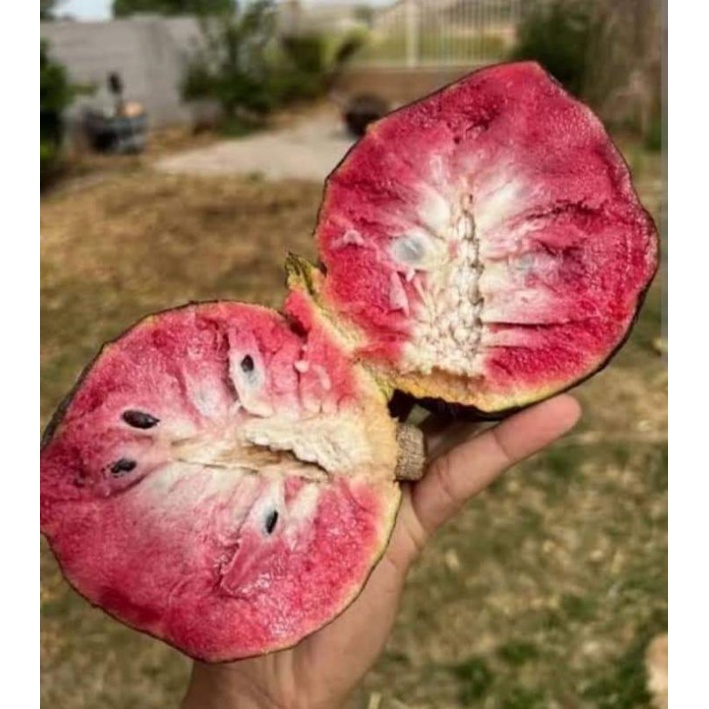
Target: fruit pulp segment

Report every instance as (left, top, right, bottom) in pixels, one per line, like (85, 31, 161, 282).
(317, 62, 658, 410)
(40, 302, 400, 660)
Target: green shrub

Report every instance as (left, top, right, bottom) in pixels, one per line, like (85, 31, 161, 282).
(112, 0, 233, 18)
(275, 31, 364, 103)
(181, 1, 364, 133)
(511, 0, 598, 97)
(41, 40, 72, 187)
(180, 1, 279, 131)
(40, 142, 59, 185)
(644, 110, 664, 152)
(280, 33, 328, 76)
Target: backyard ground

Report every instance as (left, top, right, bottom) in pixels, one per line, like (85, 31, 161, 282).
(40, 140, 666, 708)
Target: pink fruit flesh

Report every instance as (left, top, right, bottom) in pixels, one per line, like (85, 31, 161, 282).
(41, 302, 400, 661)
(316, 61, 658, 411)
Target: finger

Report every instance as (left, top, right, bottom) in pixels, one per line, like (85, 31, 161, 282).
(424, 419, 483, 460)
(420, 414, 478, 455)
(419, 411, 459, 438)
(410, 394, 581, 542)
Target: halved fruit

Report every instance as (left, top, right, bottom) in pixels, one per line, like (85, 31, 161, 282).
(40, 302, 402, 661)
(41, 61, 659, 661)
(313, 61, 659, 413)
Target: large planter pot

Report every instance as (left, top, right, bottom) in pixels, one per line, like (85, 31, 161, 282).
(84, 111, 149, 154)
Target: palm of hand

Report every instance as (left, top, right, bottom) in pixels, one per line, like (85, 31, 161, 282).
(183, 395, 580, 709)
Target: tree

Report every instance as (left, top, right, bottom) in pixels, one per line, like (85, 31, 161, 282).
(112, 0, 234, 18)
(180, 0, 278, 128)
(41, 40, 73, 186)
(354, 4, 375, 28)
(41, 0, 63, 20)
(511, 0, 598, 98)
(180, 0, 365, 133)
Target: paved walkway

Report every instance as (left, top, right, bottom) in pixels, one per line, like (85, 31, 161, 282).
(154, 114, 356, 182)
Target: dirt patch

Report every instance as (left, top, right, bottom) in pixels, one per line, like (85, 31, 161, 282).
(154, 108, 355, 182)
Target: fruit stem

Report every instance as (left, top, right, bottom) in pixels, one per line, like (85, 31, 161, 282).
(395, 425, 426, 481)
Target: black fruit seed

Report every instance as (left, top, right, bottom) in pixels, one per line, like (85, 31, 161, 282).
(122, 410, 159, 429)
(264, 509, 278, 535)
(111, 458, 137, 476)
(240, 355, 255, 373)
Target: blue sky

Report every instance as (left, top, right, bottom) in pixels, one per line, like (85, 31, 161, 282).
(61, 0, 391, 20)
(63, 0, 111, 19)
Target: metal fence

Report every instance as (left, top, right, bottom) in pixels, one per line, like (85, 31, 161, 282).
(353, 0, 524, 68)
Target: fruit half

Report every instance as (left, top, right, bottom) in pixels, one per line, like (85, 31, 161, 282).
(313, 61, 659, 413)
(41, 61, 659, 661)
(40, 302, 403, 661)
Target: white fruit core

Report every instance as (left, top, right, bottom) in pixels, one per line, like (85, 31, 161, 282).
(239, 413, 377, 475)
(390, 194, 484, 376)
(169, 410, 380, 482)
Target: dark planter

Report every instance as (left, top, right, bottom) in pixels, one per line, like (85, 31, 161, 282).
(84, 111, 148, 154)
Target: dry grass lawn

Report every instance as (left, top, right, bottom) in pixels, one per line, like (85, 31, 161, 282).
(41, 154, 666, 708)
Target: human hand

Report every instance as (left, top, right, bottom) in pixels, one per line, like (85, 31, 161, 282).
(182, 394, 581, 709)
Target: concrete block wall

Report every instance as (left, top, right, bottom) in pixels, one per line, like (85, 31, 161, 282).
(41, 16, 203, 129)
